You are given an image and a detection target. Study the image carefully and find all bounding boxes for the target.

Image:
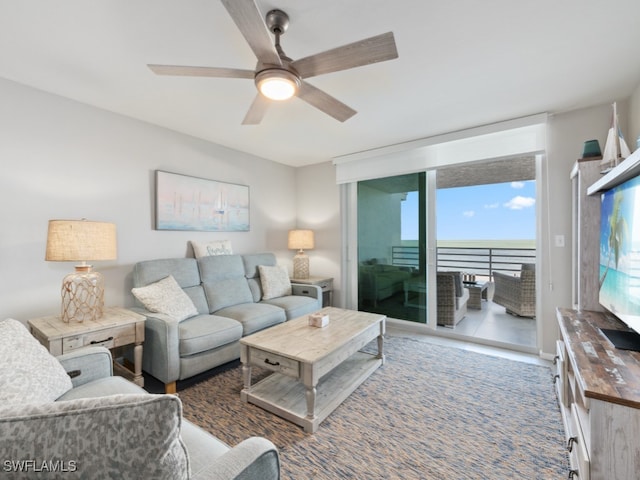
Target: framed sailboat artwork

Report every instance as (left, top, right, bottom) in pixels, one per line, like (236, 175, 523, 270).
(155, 170, 250, 232)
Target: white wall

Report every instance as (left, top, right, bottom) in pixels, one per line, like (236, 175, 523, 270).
(292, 162, 342, 304)
(540, 103, 619, 354)
(0, 78, 297, 321)
(630, 82, 640, 149)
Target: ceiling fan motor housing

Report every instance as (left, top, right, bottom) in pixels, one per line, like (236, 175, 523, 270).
(265, 9, 290, 35)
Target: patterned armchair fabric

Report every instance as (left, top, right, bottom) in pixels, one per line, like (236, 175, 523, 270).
(0, 319, 281, 480)
(492, 264, 536, 318)
(0, 394, 189, 480)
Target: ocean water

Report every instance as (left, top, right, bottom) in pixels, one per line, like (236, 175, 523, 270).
(401, 239, 536, 249)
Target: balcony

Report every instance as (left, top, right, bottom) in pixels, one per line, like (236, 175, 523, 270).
(362, 245, 537, 353)
(391, 245, 536, 278)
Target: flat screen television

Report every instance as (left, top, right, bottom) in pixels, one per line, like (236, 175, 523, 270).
(599, 173, 640, 351)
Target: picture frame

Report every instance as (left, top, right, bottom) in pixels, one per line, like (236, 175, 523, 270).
(155, 170, 250, 232)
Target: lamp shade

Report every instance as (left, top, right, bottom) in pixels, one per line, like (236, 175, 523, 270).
(45, 219, 117, 262)
(288, 229, 314, 251)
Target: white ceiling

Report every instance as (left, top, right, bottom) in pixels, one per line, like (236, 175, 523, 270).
(1, 1, 640, 168)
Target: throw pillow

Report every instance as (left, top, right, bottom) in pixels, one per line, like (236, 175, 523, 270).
(132, 275, 198, 321)
(0, 318, 73, 405)
(190, 239, 233, 258)
(258, 265, 292, 300)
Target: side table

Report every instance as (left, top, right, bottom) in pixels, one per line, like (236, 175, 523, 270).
(465, 281, 494, 310)
(290, 276, 333, 307)
(28, 306, 146, 387)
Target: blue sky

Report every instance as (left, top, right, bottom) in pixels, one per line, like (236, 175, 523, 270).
(401, 181, 536, 240)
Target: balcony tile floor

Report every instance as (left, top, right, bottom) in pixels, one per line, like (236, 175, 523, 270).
(363, 290, 537, 356)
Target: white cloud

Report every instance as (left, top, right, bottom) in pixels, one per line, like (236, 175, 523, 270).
(484, 202, 500, 209)
(511, 181, 525, 189)
(504, 196, 535, 210)
(463, 210, 475, 217)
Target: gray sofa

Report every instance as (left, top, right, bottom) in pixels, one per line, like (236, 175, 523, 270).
(0, 318, 279, 480)
(132, 252, 322, 393)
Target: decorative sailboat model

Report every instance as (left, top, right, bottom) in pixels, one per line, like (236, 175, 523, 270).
(601, 102, 632, 173)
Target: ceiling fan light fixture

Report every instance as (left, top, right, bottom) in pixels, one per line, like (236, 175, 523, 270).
(255, 69, 300, 101)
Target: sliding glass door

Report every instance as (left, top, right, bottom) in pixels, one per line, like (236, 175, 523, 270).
(357, 172, 428, 323)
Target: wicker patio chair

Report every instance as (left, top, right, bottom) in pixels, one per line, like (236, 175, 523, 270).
(436, 271, 469, 327)
(492, 264, 536, 318)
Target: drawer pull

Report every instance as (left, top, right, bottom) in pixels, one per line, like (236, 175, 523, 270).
(568, 469, 578, 479)
(553, 374, 560, 384)
(553, 355, 559, 365)
(67, 370, 81, 379)
(264, 358, 280, 367)
(90, 336, 114, 345)
(567, 436, 577, 452)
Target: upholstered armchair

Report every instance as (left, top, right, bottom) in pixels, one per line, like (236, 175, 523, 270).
(492, 264, 536, 318)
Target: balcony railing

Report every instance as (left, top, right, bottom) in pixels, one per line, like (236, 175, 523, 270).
(391, 245, 536, 278)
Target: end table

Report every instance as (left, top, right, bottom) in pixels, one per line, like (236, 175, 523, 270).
(28, 306, 146, 387)
(290, 276, 333, 307)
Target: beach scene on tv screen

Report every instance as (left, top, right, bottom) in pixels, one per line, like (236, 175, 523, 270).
(599, 174, 640, 326)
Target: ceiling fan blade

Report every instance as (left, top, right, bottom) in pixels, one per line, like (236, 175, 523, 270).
(298, 81, 356, 122)
(148, 64, 254, 79)
(220, 0, 282, 67)
(292, 32, 398, 79)
(242, 94, 270, 125)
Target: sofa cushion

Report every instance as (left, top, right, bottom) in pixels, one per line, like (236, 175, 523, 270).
(242, 253, 277, 278)
(258, 265, 292, 300)
(214, 303, 286, 336)
(132, 275, 199, 321)
(0, 394, 189, 480)
(134, 257, 201, 290)
(243, 253, 277, 302)
(199, 255, 254, 312)
(0, 319, 73, 406)
(262, 295, 319, 320)
(190, 239, 233, 258)
(178, 315, 243, 356)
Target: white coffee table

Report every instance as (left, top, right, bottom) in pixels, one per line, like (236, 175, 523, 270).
(240, 307, 385, 433)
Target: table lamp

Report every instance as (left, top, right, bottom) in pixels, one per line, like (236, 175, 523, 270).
(288, 229, 314, 279)
(45, 219, 117, 322)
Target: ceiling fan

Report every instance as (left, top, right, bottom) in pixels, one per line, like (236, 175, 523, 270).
(148, 0, 398, 125)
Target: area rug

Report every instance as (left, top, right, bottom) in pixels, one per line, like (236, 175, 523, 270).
(179, 336, 569, 479)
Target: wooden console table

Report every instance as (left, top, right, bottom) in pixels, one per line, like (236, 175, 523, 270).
(555, 308, 640, 479)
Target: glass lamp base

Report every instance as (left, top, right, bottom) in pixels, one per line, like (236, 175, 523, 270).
(61, 270, 104, 323)
(293, 252, 310, 279)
